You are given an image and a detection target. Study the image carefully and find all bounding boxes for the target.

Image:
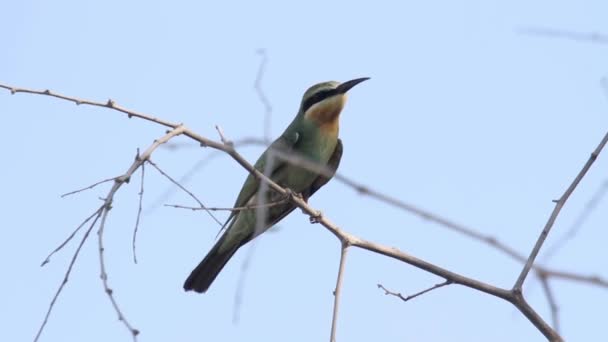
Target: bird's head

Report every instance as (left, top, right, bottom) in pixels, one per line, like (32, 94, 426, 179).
(300, 78, 369, 128)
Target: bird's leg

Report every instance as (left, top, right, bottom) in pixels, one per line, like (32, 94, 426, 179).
(284, 187, 305, 202)
(283, 188, 320, 221)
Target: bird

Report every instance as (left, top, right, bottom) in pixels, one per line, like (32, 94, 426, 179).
(184, 77, 369, 293)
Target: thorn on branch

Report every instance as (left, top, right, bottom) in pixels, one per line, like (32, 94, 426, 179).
(215, 125, 234, 147)
(355, 185, 369, 194)
(590, 152, 598, 161)
(484, 236, 497, 244)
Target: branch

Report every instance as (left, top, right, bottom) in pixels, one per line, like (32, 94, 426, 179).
(537, 273, 560, 333)
(519, 27, 608, 44)
(514, 131, 608, 290)
(542, 179, 608, 261)
(164, 198, 288, 212)
(93, 127, 187, 340)
(131, 155, 145, 264)
(254, 48, 273, 140)
(377, 280, 452, 303)
(60, 176, 118, 198)
(147, 159, 223, 228)
(8, 83, 604, 341)
(34, 209, 102, 342)
(4, 83, 603, 289)
(330, 243, 349, 342)
(222, 138, 607, 289)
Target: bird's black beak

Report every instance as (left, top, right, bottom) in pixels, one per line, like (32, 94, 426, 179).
(336, 77, 370, 94)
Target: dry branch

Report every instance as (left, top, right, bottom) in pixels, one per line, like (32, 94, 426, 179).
(4, 82, 606, 342)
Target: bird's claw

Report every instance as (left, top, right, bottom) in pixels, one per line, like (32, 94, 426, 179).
(309, 211, 323, 224)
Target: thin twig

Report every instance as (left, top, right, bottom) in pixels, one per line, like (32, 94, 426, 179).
(8, 83, 604, 341)
(537, 273, 560, 333)
(164, 198, 288, 212)
(5, 83, 603, 289)
(34, 209, 102, 342)
(377, 280, 452, 303)
(132, 157, 145, 264)
(519, 27, 608, 44)
(147, 159, 223, 227)
(537, 269, 608, 288)
(40, 209, 103, 267)
(330, 243, 349, 342)
(514, 131, 608, 291)
(542, 179, 608, 261)
(145, 152, 222, 213)
(0, 84, 177, 128)
(215, 125, 232, 146)
(233, 51, 273, 323)
(254, 48, 272, 140)
(60, 176, 117, 198)
(232, 242, 259, 324)
(90, 127, 188, 339)
(98, 201, 139, 340)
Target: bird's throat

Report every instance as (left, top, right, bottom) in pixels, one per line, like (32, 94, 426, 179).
(304, 95, 345, 134)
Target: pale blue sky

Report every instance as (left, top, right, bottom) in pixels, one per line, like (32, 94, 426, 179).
(1, 1, 607, 341)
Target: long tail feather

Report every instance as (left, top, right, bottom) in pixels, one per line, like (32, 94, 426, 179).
(183, 233, 241, 293)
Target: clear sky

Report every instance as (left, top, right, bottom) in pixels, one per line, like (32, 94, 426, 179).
(1, 1, 607, 341)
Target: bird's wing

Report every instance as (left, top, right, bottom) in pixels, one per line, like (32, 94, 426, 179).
(222, 131, 300, 225)
(262, 139, 343, 226)
(302, 138, 343, 201)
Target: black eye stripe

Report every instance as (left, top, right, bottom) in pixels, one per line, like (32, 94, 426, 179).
(302, 89, 338, 113)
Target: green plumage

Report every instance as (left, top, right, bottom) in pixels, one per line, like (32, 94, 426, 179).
(184, 78, 367, 293)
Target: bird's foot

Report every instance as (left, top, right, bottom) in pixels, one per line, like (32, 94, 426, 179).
(309, 210, 323, 224)
(284, 188, 305, 202)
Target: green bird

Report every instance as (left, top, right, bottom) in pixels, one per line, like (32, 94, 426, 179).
(184, 77, 369, 293)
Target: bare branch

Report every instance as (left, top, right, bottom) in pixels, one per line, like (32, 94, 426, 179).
(34, 209, 102, 342)
(254, 48, 272, 140)
(132, 156, 145, 264)
(236, 138, 607, 288)
(519, 27, 608, 44)
(377, 280, 452, 303)
(9, 83, 604, 341)
(145, 152, 221, 213)
(60, 176, 117, 198)
(89, 128, 188, 339)
(542, 179, 608, 261)
(330, 243, 349, 342)
(147, 159, 223, 228)
(215, 125, 232, 146)
(5, 83, 602, 289)
(537, 273, 560, 333)
(164, 198, 288, 212)
(537, 269, 608, 288)
(232, 242, 259, 324)
(0, 84, 177, 128)
(514, 131, 608, 291)
(40, 209, 103, 267)
(97, 201, 139, 340)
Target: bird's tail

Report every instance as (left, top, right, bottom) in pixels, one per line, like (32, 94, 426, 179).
(183, 232, 241, 293)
